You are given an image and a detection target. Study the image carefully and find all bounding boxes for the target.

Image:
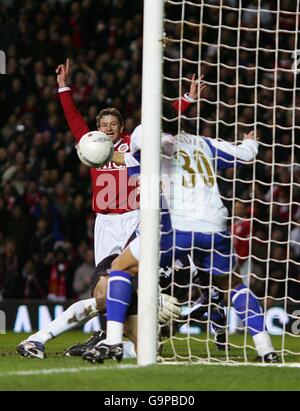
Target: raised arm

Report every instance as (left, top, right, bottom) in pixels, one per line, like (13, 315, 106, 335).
(56, 59, 89, 142)
(213, 131, 258, 162)
(204, 130, 259, 170)
(172, 74, 206, 113)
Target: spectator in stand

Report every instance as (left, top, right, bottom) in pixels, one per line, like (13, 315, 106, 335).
(31, 194, 64, 242)
(291, 216, 300, 262)
(30, 217, 55, 264)
(47, 245, 72, 302)
(65, 194, 88, 246)
(22, 260, 45, 299)
(2, 241, 21, 298)
(0, 254, 4, 301)
(73, 249, 94, 300)
(5, 204, 32, 264)
(0, 196, 8, 237)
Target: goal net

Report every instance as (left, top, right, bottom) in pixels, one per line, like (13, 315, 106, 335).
(158, 0, 300, 364)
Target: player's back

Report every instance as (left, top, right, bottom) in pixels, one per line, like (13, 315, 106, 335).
(127, 125, 258, 233)
(161, 131, 228, 233)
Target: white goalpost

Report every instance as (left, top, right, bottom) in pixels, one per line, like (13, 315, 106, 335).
(139, 0, 300, 365)
(137, 0, 164, 366)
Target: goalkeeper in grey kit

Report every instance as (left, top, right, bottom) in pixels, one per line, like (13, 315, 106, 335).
(16, 251, 181, 359)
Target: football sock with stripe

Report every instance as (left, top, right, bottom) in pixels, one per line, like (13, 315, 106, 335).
(105, 270, 133, 345)
(231, 284, 264, 336)
(231, 284, 274, 356)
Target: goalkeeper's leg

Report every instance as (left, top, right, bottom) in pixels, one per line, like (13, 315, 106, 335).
(180, 288, 228, 351)
(215, 273, 278, 362)
(194, 232, 278, 363)
(17, 255, 137, 359)
(17, 255, 116, 358)
(161, 255, 228, 351)
(17, 297, 99, 359)
(83, 235, 181, 364)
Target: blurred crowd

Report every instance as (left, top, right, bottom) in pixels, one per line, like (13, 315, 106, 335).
(0, 0, 143, 300)
(0, 0, 300, 306)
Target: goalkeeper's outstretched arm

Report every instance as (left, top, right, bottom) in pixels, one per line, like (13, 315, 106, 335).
(56, 58, 89, 142)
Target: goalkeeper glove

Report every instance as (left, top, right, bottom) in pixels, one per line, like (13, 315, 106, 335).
(158, 293, 181, 324)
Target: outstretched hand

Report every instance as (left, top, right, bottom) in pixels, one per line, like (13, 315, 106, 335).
(55, 58, 70, 88)
(158, 293, 181, 324)
(189, 74, 206, 100)
(244, 130, 256, 140)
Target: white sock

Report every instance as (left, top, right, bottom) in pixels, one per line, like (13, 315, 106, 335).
(27, 298, 98, 345)
(253, 331, 275, 357)
(123, 341, 136, 359)
(105, 321, 124, 345)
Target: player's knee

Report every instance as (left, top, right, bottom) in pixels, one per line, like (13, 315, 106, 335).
(111, 256, 135, 273)
(110, 248, 138, 275)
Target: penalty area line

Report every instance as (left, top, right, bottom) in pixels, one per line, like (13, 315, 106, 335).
(0, 364, 140, 377)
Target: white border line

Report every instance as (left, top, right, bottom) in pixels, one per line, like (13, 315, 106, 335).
(0, 364, 140, 377)
(1, 361, 300, 378)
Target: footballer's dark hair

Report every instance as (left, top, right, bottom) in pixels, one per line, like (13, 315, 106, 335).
(96, 108, 124, 129)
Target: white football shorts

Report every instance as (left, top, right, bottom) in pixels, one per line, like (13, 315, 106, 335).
(94, 209, 140, 265)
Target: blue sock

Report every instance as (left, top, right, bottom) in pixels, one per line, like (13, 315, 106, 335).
(231, 284, 264, 336)
(106, 270, 133, 324)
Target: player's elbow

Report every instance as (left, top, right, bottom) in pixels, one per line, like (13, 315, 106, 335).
(241, 153, 257, 162)
(237, 146, 258, 162)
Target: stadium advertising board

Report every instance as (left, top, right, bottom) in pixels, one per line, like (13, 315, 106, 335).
(0, 300, 299, 336)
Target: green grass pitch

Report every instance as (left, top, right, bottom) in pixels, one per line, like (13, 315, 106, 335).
(0, 331, 300, 391)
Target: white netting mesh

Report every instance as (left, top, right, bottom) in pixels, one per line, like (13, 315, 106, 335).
(159, 0, 300, 364)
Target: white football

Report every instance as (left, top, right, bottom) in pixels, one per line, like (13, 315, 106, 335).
(76, 131, 114, 168)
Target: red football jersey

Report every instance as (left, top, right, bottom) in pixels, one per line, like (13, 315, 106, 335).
(233, 219, 251, 263)
(58, 89, 138, 214)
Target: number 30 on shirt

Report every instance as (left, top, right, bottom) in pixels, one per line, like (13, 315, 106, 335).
(175, 149, 215, 188)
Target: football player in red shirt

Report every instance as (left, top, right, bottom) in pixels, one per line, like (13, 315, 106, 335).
(57, 59, 140, 267)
